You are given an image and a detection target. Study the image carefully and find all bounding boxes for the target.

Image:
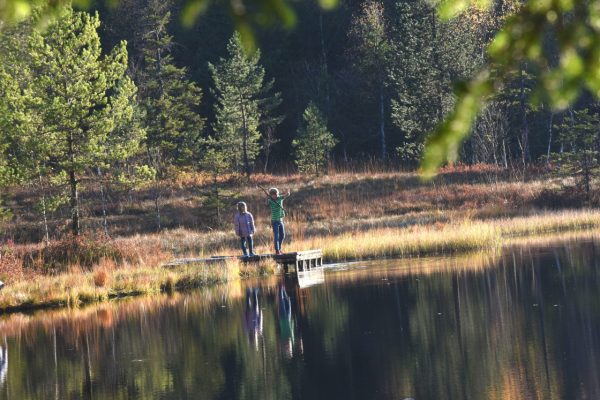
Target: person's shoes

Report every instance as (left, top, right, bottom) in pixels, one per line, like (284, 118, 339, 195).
(243, 254, 249, 258)
(249, 253, 256, 257)
(276, 250, 283, 255)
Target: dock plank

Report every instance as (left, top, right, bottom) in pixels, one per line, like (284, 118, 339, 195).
(164, 249, 323, 272)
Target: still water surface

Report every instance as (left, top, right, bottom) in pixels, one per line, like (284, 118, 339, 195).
(1, 238, 600, 399)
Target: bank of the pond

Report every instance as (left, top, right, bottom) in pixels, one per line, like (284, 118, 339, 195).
(2, 210, 600, 313)
(298, 210, 600, 260)
(0, 260, 276, 313)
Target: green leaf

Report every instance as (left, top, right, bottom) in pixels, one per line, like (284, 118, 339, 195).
(317, 0, 338, 11)
(180, 0, 210, 27)
(437, 0, 469, 20)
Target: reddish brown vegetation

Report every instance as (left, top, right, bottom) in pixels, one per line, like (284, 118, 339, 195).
(0, 232, 167, 284)
(0, 166, 594, 286)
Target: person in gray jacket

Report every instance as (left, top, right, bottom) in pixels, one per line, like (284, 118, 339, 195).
(234, 202, 256, 257)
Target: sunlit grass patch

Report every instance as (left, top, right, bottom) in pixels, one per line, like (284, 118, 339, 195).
(0, 258, 270, 312)
(496, 210, 600, 237)
(297, 223, 501, 260)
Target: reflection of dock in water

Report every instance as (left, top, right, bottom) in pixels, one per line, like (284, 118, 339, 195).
(296, 268, 325, 289)
(165, 249, 323, 272)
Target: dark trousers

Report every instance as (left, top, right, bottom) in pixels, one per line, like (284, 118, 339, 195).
(240, 236, 254, 256)
(271, 220, 285, 252)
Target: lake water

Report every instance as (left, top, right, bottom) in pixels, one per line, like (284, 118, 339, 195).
(1, 237, 600, 399)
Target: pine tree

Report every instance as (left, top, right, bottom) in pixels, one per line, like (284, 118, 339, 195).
(551, 108, 600, 199)
(387, 0, 440, 163)
(0, 7, 144, 235)
(199, 139, 230, 221)
(260, 90, 284, 172)
(494, 65, 536, 167)
(138, 0, 205, 167)
(388, 0, 482, 164)
(209, 32, 282, 177)
(293, 102, 337, 176)
(348, 0, 391, 159)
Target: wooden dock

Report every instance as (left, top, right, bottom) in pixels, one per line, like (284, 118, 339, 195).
(164, 249, 323, 272)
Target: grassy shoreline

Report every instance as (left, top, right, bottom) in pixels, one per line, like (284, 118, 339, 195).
(0, 258, 276, 313)
(1, 209, 600, 313)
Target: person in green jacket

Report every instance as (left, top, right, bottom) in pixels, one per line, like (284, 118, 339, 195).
(266, 187, 290, 254)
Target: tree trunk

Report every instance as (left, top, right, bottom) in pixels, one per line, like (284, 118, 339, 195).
(502, 139, 508, 169)
(583, 155, 591, 201)
(68, 132, 80, 236)
(319, 12, 330, 114)
(239, 93, 251, 178)
(263, 136, 271, 174)
(214, 175, 220, 220)
(519, 67, 530, 166)
(149, 148, 162, 231)
(546, 111, 554, 163)
(154, 187, 161, 231)
(69, 169, 80, 236)
(38, 167, 50, 245)
(242, 129, 250, 178)
(97, 167, 109, 236)
(379, 87, 386, 159)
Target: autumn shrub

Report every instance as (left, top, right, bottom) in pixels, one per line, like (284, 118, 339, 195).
(93, 269, 109, 287)
(0, 240, 26, 282)
(439, 162, 501, 174)
(534, 188, 588, 208)
(34, 233, 123, 273)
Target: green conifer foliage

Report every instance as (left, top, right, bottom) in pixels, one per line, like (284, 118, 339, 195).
(348, 0, 391, 159)
(293, 102, 337, 176)
(139, 0, 205, 167)
(551, 108, 600, 199)
(0, 6, 143, 235)
(209, 32, 281, 177)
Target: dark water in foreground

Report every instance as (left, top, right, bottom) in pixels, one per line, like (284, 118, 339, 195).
(2, 239, 600, 399)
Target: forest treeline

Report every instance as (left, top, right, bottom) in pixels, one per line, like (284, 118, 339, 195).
(0, 0, 598, 238)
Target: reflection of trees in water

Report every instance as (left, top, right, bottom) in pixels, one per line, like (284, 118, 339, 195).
(378, 242, 600, 400)
(3, 241, 600, 399)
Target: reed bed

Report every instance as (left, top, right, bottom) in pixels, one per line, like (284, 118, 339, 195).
(0, 259, 275, 312)
(143, 209, 600, 263)
(0, 167, 594, 313)
(495, 210, 600, 237)
(306, 224, 500, 260)
(289, 210, 600, 261)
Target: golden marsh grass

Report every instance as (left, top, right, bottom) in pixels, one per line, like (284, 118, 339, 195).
(2, 164, 600, 314)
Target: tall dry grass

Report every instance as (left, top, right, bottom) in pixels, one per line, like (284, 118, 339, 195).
(0, 258, 276, 312)
(1, 169, 599, 312)
(142, 209, 600, 262)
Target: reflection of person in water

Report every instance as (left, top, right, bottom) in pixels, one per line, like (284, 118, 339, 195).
(0, 342, 7, 389)
(243, 287, 263, 350)
(278, 285, 295, 358)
